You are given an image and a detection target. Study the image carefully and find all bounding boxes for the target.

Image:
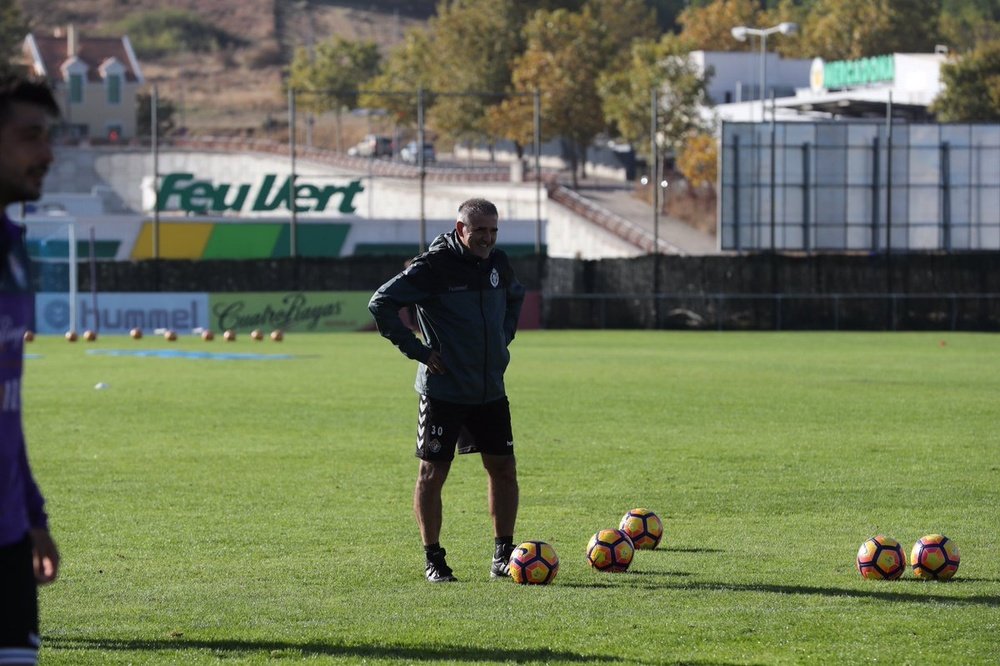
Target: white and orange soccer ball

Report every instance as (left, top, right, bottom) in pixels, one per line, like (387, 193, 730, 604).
(586, 529, 634, 573)
(509, 541, 559, 585)
(856, 535, 906, 580)
(250, 329, 264, 341)
(911, 534, 960, 581)
(619, 508, 663, 550)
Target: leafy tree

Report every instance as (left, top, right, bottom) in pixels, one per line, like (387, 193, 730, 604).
(676, 0, 762, 52)
(287, 37, 381, 151)
(359, 28, 436, 127)
(483, 67, 536, 160)
(0, 0, 27, 74)
(648, 0, 697, 33)
(585, 0, 660, 64)
(495, 8, 607, 187)
(932, 39, 1000, 121)
(762, 0, 813, 57)
(422, 1, 526, 144)
(676, 132, 718, 189)
(599, 34, 715, 164)
(939, 0, 1000, 53)
(798, 0, 941, 60)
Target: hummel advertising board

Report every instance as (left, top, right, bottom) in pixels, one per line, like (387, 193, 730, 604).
(33, 292, 374, 334)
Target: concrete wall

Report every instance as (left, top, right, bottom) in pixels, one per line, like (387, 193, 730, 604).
(38, 146, 685, 260)
(546, 199, 644, 259)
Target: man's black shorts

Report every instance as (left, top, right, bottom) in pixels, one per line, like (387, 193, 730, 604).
(416, 396, 514, 461)
(0, 534, 40, 665)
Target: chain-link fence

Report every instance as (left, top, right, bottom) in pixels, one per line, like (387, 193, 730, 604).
(720, 121, 1000, 252)
(543, 293, 1000, 331)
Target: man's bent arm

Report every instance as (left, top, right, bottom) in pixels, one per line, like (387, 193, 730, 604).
(369, 272, 433, 363)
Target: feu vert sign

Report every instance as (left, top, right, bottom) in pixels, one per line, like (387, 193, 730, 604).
(156, 173, 365, 214)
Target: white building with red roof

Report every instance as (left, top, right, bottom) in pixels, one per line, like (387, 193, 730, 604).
(23, 25, 145, 141)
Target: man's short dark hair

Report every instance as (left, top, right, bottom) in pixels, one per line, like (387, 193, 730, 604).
(0, 74, 60, 127)
(458, 198, 498, 224)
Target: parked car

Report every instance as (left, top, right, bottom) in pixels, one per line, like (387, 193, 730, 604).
(348, 134, 393, 158)
(400, 141, 436, 164)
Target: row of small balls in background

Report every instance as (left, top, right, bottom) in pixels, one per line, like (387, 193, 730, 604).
(857, 534, 961, 581)
(24, 329, 285, 343)
(508, 508, 664, 585)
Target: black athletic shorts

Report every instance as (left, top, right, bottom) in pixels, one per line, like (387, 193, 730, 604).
(416, 395, 514, 462)
(0, 534, 40, 665)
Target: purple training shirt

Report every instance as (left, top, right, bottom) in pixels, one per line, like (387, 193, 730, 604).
(0, 215, 48, 547)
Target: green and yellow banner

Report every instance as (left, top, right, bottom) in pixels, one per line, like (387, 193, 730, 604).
(207, 292, 374, 333)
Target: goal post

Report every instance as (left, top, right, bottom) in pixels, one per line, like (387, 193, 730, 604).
(22, 217, 79, 334)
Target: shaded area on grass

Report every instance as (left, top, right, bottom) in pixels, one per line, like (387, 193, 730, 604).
(44, 637, 618, 663)
(560, 578, 1000, 607)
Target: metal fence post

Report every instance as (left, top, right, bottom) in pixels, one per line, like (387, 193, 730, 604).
(733, 134, 741, 251)
(941, 141, 951, 251)
(288, 86, 297, 259)
(871, 136, 880, 251)
(802, 142, 810, 253)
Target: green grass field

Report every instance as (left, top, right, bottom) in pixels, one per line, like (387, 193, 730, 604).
(22, 331, 1000, 665)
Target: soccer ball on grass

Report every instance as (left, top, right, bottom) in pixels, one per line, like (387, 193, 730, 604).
(910, 534, 960, 581)
(509, 541, 559, 585)
(619, 508, 663, 550)
(856, 535, 906, 580)
(586, 529, 634, 573)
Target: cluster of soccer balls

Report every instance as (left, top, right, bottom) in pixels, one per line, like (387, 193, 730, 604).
(40, 328, 286, 342)
(856, 534, 961, 581)
(507, 508, 663, 585)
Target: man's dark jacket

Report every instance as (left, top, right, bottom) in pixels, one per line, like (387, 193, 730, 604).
(368, 231, 525, 404)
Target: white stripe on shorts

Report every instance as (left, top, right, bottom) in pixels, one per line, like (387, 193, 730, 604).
(0, 646, 39, 665)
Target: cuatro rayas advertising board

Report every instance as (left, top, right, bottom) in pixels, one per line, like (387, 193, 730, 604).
(208, 292, 375, 333)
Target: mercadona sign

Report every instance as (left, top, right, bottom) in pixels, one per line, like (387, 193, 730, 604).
(156, 173, 365, 214)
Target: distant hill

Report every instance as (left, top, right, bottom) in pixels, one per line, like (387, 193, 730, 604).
(21, 0, 437, 45)
(20, 0, 438, 135)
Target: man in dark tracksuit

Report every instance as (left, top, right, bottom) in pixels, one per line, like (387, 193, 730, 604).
(369, 198, 525, 582)
(0, 74, 60, 666)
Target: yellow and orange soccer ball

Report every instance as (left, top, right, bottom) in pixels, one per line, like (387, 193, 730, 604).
(910, 534, 960, 581)
(509, 541, 559, 585)
(856, 535, 906, 580)
(619, 508, 663, 550)
(586, 528, 635, 573)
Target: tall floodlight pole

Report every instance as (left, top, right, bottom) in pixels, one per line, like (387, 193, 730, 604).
(651, 87, 660, 328)
(886, 90, 894, 306)
(731, 22, 798, 122)
(151, 84, 159, 260)
(534, 88, 542, 256)
(651, 88, 660, 255)
(289, 86, 298, 258)
(417, 87, 426, 252)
